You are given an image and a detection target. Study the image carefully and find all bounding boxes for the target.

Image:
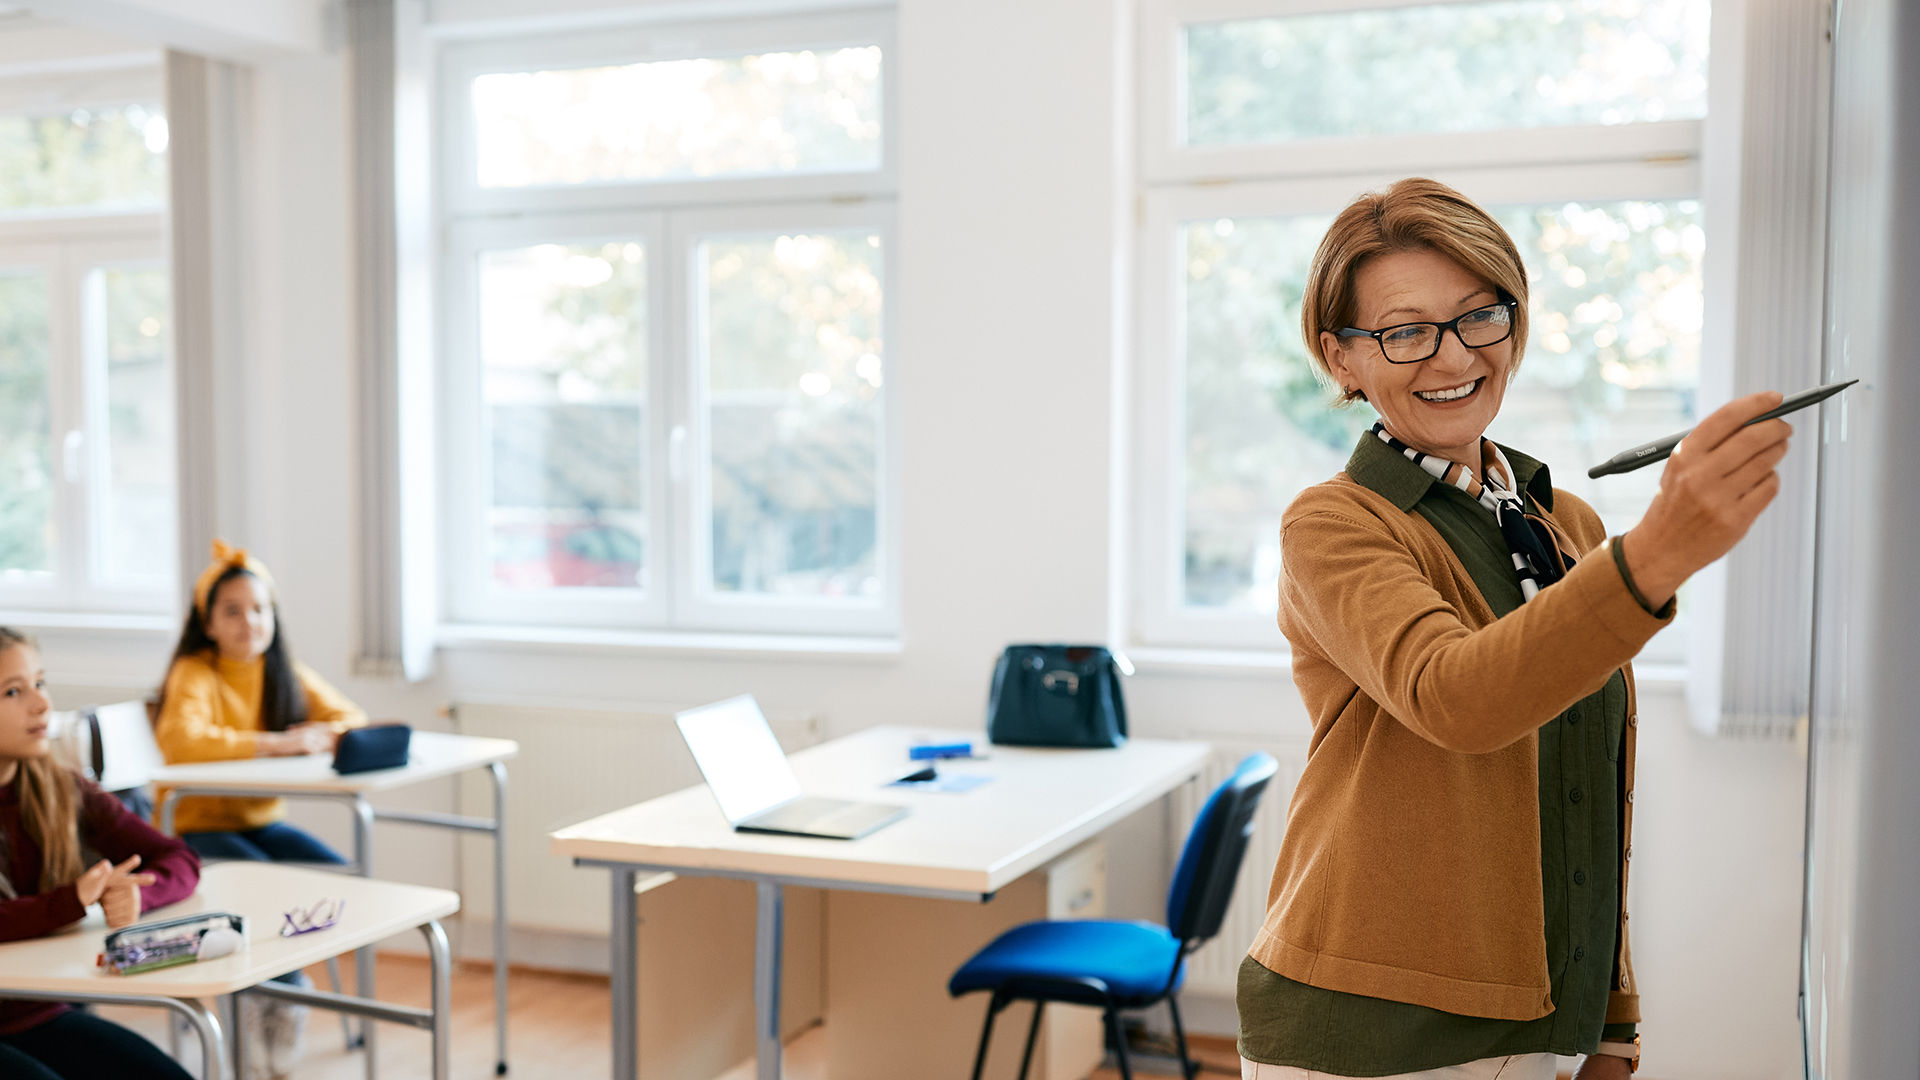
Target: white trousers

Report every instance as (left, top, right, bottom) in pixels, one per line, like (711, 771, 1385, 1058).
(1240, 1052, 1558, 1080)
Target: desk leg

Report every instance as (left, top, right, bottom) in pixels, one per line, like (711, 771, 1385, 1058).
(172, 996, 226, 1080)
(490, 761, 510, 1075)
(353, 794, 379, 1080)
(610, 868, 638, 1080)
(421, 918, 453, 1080)
(754, 881, 784, 1080)
(223, 993, 244, 1080)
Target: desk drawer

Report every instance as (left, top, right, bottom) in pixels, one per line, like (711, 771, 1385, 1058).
(1047, 838, 1107, 920)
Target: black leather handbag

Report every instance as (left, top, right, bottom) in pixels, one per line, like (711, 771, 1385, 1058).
(331, 723, 412, 774)
(986, 645, 1132, 749)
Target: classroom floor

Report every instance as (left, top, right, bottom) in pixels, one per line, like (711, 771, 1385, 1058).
(95, 954, 1242, 1079)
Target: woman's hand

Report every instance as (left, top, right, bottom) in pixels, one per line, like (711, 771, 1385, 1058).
(75, 855, 157, 928)
(1572, 1053, 1633, 1080)
(256, 724, 336, 757)
(1621, 390, 1793, 607)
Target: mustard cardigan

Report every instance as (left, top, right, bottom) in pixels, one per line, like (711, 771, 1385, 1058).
(1254, 473, 1669, 1023)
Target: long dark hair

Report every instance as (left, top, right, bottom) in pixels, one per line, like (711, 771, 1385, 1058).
(157, 566, 308, 732)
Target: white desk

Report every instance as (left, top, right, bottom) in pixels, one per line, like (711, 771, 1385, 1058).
(551, 726, 1209, 1080)
(0, 862, 459, 1080)
(152, 730, 518, 1076)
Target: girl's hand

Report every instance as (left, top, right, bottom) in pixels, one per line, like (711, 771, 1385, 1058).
(102, 869, 156, 929)
(1572, 1053, 1633, 1080)
(75, 855, 154, 920)
(257, 725, 335, 757)
(1622, 390, 1793, 607)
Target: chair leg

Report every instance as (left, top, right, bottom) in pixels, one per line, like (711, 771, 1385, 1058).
(1016, 1001, 1045, 1080)
(1104, 1007, 1134, 1080)
(1167, 995, 1197, 1080)
(970, 993, 1008, 1080)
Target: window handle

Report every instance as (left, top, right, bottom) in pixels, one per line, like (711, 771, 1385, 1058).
(62, 429, 84, 484)
(668, 424, 688, 485)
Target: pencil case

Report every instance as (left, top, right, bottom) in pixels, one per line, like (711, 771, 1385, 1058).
(332, 723, 411, 774)
(100, 911, 247, 975)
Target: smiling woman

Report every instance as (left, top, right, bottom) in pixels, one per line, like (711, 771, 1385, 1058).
(1234, 178, 1793, 1080)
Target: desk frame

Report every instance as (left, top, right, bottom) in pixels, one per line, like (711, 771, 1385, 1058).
(576, 858, 989, 1080)
(157, 761, 509, 1077)
(0, 920, 452, 1080)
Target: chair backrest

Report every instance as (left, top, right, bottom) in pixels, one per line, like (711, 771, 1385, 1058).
(93, 700, 168, 792)
(44, 710, 92, 777)
(1165, 752, 1279, 947)
(47, 701, 168, 793)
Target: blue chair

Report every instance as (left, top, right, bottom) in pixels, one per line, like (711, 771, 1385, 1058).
(949, 752, 1279, 1080)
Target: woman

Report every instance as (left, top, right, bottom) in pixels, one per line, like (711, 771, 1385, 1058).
(1237, 179, 1791, 1080)
(0, 627, 201, 1080)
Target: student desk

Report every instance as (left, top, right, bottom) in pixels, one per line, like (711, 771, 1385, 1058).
(0, 861, 459, 1080)
(551, 725, 1210, 1080)
(151, 730, 517, 1076)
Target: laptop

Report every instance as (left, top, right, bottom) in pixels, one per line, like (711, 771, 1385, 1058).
(675, 695, 909, 841)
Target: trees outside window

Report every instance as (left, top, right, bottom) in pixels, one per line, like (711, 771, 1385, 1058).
(439, 13, 897, 635)
(0, 90, 174, 615)
(1136, 0, 1708, 654)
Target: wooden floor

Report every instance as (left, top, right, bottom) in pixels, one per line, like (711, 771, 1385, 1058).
(95, 955, 1251, 1079)
(101, 955, 610, 1080)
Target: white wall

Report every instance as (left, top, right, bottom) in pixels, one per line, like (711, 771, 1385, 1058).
(29, 1, 1808, 1075)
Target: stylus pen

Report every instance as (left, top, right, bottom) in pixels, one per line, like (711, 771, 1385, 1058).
(1587, 378, 1859, 479)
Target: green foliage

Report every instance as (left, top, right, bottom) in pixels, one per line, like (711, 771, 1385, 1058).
(1185, 0, 1709, 144)
(0, 273, 52, 573)
(0, 105, 165, 211)
(474, 47, 881, 187)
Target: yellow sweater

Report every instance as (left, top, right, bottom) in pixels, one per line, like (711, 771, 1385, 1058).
(154, 652, 367, 834)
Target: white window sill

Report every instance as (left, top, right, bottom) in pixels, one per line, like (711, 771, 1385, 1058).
(0, 610, 175, 635)
(436, 623, 904, 662)
(1126, 646, 1292, 678)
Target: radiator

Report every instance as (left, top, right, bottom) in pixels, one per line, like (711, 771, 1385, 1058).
(1167, 739, 1308, 996)
(450, 699, 821, 935)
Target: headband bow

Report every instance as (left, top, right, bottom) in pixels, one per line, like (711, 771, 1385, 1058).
(192, 539, 277, 619)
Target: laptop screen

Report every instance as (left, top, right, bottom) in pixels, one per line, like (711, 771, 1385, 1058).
(675, 696, 803, 825)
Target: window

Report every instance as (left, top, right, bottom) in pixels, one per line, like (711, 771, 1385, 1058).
(0, 87, 175, 616)
(1136, 0, 1709, 655)
(439, 12, 896, 636)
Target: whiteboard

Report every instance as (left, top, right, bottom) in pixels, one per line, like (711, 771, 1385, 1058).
(1799, 0, 1920, 1075)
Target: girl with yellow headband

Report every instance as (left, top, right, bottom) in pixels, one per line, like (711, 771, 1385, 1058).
(153, 541, 367, 858)
(152, 541, 366, 1079)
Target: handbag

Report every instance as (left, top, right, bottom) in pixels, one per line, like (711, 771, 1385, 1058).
(331, 723, 412, 774)
(986, 645, 1132, 749)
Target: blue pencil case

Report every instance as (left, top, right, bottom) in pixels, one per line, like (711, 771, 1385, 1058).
(332, 724, 411, 774)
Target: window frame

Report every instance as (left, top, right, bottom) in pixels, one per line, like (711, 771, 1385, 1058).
(440, 210, 672, 630)
(1131, 0, 1713, 659)
(0, 212, 173, 617)
(670, 200, 899, 636)
(435, 10, 901, 638)
(436, 10, 898, 219)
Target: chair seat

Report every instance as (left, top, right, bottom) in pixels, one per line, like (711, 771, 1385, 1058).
(948, 919, 1184, 1006)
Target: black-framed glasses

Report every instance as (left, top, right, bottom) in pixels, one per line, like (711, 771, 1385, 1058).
(1336, 299, 1518, 364)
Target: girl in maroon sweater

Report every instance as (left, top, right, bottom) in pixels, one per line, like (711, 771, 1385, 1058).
(0, 628, 200, 1080)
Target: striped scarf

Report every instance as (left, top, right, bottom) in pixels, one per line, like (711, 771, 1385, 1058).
(1370, 422, 1571, 602)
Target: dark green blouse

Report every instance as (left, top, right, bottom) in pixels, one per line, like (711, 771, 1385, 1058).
(1237, 435, 1637, 1075)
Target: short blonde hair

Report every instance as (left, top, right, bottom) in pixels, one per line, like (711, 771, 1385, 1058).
(1302, 178, 1529, 405)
